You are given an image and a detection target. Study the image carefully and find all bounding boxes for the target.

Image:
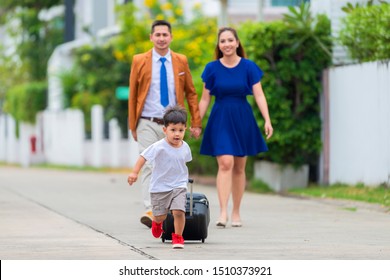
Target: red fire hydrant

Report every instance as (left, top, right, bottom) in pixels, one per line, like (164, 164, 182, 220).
(30, 135, 37, 154)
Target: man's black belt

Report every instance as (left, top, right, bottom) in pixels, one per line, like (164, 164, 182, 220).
(140, 116, 164, 125)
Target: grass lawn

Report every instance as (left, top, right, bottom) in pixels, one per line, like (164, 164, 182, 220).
(288, 183, 390, 209)
(248, 179, 390, 211)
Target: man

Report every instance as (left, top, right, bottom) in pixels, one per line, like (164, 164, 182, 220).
(128, 19, 202, 228)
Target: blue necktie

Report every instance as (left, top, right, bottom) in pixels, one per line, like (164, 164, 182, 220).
(159, 57, 169, 107)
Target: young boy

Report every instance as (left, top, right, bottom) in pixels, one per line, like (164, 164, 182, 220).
(127, 105, 191, 249)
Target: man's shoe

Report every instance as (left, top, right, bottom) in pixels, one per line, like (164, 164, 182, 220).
(151, 221, 163, 238)
(140, 211, 153, 228)
(172, 233, 184, 249)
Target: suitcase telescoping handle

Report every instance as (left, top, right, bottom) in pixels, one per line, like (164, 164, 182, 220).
(188, 178, 194, 216)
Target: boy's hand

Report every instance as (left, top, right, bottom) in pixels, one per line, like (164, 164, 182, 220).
(127, 173, 138, 186)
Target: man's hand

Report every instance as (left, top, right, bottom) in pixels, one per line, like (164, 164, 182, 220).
(131, 130, 138, 141)
(189, 127, 202, 139)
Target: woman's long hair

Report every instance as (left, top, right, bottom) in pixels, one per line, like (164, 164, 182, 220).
(214, 27, 246, 59)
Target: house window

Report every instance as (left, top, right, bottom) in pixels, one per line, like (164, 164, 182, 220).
(271, 0, 309, 7)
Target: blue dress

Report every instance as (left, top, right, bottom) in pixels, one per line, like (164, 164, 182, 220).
(200, 58, 268, 157)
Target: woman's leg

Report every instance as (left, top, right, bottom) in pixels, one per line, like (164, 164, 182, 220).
(216, 155, 234, 223)
(231, 156, 247, 223)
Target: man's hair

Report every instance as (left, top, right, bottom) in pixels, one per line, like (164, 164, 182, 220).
(163, 105, 187, 127)
(151, 19, 172, 34)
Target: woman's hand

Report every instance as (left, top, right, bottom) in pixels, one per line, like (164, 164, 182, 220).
(189, 127, 202, 139)
(264, 122, 273, 139)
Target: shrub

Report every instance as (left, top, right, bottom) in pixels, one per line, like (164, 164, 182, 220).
(240, 3, 332, 167)
(3, 81, 47, 123)
(338, 2, 390, 62)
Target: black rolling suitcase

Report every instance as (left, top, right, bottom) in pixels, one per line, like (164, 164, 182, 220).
(162, 179, 210, 243)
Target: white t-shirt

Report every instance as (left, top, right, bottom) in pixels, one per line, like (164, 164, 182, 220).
(141, 138, 192, 193)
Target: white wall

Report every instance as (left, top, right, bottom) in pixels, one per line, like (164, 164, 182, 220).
(0, 109, 138, 169)
(43, 109, 85, 166)
(6, 115, 18, 164)
(84, 139, 137, 168)
(19, 122, 35, 167)
(0, 114, 6, 161)
(326, 61, 390, 185)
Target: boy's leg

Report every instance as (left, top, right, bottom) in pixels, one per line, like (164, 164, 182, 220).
(170, 188, 187, 249)
(170, 188, 187, 235)
(150, 190, 172, 238)
(171, 210, 185, 249)
(171, 210, 185, 235)
(151, 214, 167, 238)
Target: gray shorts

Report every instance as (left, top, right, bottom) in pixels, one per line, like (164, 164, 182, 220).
(150, 188, 187, 216)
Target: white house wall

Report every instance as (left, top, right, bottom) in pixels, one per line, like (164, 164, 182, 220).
(74, 0, 115, 39)
(328, 62, 390, 185)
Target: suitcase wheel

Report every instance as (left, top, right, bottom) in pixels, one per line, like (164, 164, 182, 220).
(202, 238, 205, 243)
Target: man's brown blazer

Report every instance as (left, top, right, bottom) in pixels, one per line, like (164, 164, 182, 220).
(128, 49, 201, 132)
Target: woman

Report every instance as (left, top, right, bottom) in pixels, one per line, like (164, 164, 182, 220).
(199, 27, 273, 228)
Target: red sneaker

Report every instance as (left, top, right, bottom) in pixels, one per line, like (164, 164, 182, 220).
(151, 221, 163, 238)
(172, 233, 184, 249)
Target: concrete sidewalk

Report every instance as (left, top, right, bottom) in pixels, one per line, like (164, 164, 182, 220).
(1, 166, 389, 260)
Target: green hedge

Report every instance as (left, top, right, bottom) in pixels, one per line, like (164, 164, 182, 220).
(3, 81, 47, 123)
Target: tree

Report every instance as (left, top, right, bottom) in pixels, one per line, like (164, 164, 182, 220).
(0, 0, 63, 80)
(0, 0, 63, 121)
